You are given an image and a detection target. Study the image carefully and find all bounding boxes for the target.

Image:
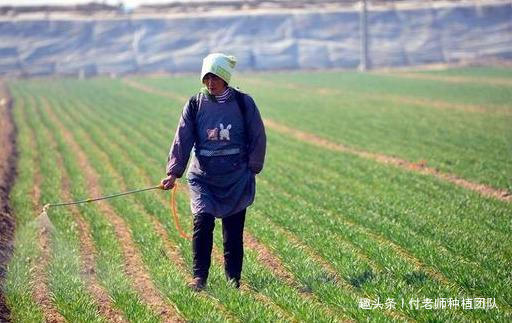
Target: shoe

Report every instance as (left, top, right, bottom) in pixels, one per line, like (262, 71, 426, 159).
(188, 277, 206, 292)
(227, 278, 240, 289)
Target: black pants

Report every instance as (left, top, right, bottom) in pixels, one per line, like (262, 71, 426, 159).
(192, 209, 246, 283)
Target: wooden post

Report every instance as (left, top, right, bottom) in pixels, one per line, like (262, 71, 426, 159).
(359, 0, 369, 71)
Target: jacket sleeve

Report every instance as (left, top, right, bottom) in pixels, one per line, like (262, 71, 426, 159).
(166, 98, 196, 177)
(244, 95, 266, 174)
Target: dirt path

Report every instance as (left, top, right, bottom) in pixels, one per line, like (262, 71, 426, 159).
(0, 83, 17, 322)
(380, 72, 512, 87)
(42, 97, 182, 322)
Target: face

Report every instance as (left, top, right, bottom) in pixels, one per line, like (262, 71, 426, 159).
(202, 73, 227, 96)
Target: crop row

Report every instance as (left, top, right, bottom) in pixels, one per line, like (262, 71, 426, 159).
(7, 81, 351, 321)
(138, 70, 512, 191)
(59, 81, 512, 318)
(68, 78, 506, 316)
(5, 74, 511, 322)
(121, 78, 511, 312)
(40, 81, 363, 322)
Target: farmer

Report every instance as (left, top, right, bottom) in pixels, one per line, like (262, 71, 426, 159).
(161, 53, 266, 291)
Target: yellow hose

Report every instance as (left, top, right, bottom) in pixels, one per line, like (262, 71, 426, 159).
(171, 183, 191, 240)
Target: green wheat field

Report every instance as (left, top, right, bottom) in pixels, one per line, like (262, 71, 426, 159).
(4, 66, 512, 322)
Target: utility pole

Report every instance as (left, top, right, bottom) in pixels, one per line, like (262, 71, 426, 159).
(359, 0, 369, 71)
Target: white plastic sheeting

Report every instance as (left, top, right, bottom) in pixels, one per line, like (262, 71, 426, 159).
(0, 1, 510, 76)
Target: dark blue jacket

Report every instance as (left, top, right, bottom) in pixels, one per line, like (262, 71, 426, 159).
(166, 88, 266, 218)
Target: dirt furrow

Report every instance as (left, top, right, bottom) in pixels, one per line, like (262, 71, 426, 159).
(378, 93, 492, 113)
(123, 79, 187, 102)
(259, 176, 451, 286)
(0, 82, 17, 322)
(263, 119, 512, 203)
(33, 224, 66, 323)
(60, 168, 126, 322)
(22, 95, 65, 323)
(41, 97, 182, 323)
(37, 95, 126, 322)
(244, 233, 296, 286)
(240, 77, 509, 114)
(148, 215, 188, 270)
(380, 72, 512, 87)
(243, 232, 348, 322)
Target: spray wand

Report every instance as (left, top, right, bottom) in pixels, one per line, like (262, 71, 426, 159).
(40, 183, 190, 239)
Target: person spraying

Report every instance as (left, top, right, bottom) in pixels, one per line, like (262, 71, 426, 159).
(161, 53, 266, 291)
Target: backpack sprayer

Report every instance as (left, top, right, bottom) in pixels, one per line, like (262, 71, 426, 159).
(39, 183, 190, 239)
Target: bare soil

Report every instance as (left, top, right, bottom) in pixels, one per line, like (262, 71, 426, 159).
(33, 223, 66, 323)
(0, 82, 17, 322)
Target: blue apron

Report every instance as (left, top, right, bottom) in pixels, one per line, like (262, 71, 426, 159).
(186, 93, 255, 218)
